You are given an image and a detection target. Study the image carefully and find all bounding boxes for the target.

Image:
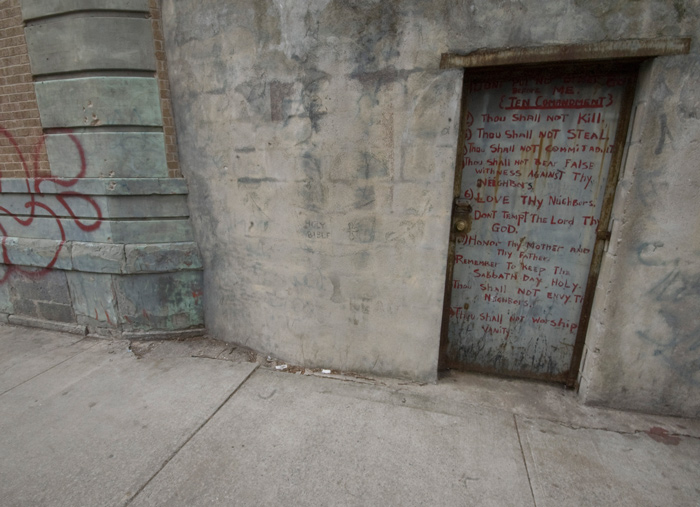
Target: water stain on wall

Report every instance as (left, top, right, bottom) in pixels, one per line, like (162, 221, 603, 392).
(636, 242, 700, 386)
(300, 152, 327, 211)
(347, 217, 376, 243)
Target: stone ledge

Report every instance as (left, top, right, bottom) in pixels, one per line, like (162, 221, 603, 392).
(7, 315, 87, 336)
(0, 238, 202, 274)
(1, 315, 204, 340)
(0, 217, 194, 243)
(440, 38, 691, 69)
(0, 237, 73, 271)
(0, 194, 190, 219)
(21, 0, 150, 21)
(72, 242, 124, 273)
(0, 178, 189, 195)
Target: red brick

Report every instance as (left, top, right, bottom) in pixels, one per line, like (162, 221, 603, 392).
(0, 0, 48, 178)
(2, 26, 22, 38)
(148, 0, 180, 176)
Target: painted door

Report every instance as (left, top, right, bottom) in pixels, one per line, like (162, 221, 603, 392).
(442, 64, 637, 382)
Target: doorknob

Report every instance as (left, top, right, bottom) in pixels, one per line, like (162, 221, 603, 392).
(454, 219, 468, 232)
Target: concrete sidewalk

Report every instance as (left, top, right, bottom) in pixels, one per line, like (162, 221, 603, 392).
(0, 325, 698, 507)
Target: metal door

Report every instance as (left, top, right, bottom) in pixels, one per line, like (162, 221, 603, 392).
(440, 63, 637, 383)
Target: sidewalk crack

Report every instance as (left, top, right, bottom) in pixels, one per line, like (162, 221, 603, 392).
(123, 363, 259, 506)
(0, 337, 97, 398)
(514, 414, 538, 507)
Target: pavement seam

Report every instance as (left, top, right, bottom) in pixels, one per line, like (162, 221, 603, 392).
(514, 414, 538, 507)
(123, 362, 261, 506)
(0, 337, 98, 398)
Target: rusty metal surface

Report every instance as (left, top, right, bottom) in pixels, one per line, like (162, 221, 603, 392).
(440, 38, 690, 69)
(439, 73, 472, 370)
(441, 64, 638, 381)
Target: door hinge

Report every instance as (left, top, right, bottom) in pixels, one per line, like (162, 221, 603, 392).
(596, 229, 611, 242)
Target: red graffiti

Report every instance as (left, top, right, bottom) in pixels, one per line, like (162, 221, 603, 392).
(0, 127, 103, 283)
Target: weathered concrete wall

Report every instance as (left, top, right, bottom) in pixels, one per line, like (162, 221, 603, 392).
(162, 0, 700, 408)
(579, 51, 700, 418)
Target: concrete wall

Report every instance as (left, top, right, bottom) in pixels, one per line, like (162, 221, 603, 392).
(161, 1, 699, 414)
(579, 53, 700, 418)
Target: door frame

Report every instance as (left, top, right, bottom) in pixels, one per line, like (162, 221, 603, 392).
(438, 60, 640, 386)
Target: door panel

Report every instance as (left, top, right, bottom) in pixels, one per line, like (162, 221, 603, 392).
(443, 65, 636, 381)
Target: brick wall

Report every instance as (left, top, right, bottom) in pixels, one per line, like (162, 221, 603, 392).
(0, 0, 49, 178)
(150, 0, 181, 178)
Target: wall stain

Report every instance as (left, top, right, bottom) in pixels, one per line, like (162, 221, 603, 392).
(350, 66, 420, 93)
(237, 177, 278, 185)
(270, 81, 294, 122)
(299, 152, 327, 211)
(348, 1, 400, 75)
(347, 217, 376, 243)
(353, 186, 376, 209)
(301, 69, 330, 132)
(235, 77, 269, 116)
(358, 151, 388, 179)
(645, 426, 681, 445)
(636, 241, 666, 266)
(351, 250, 370, 269)
(329, 275, 343, 303)
(349, 296, 371, 325)
(636, 249, 700, 386)
(654, 113, 673, 155)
